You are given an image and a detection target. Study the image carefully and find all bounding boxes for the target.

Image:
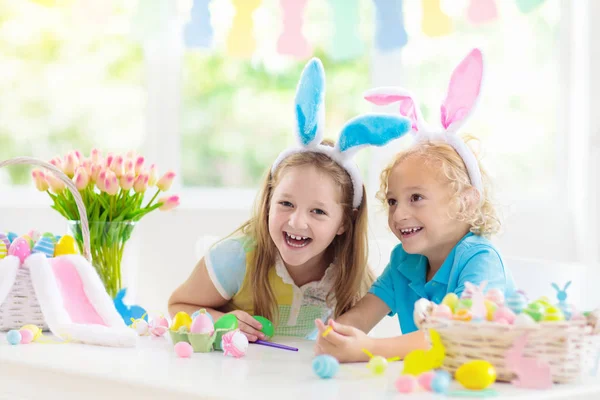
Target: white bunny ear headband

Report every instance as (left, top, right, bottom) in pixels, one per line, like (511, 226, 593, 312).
(363, 48, 485, 194)
(271, 58, 412, 208)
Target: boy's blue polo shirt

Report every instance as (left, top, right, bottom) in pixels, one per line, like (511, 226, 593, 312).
(369, 232, 515, 334)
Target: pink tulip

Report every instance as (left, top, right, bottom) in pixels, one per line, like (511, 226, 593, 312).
(104, 171, 119, 196)
(148, 164, 158, 186)
(134, 156, 145, 175)
(110, 155, 124, 178)
(156, 171, 175, 191)
(49, 157, 63, 171)
(91, 148, 102, 165)
(125, 150, 137, 161)
(159, 195, 180, 211)
(133, 174, 149, 193)
(74, 150, 82, 161)
(96, 169, 107, 192)
(73, 167, 89, 191)
(90, 164, 102, 184)
(81, 159, 92, 177)
(124, 159, 134, 175)
(63, 152, 79, 177)
(31, 169, 49, 192)
(105, 153, 114, 169)
(120, 172, 135, 191)
(46, 173, 66, 194)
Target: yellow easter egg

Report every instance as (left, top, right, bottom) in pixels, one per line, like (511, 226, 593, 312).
(453, 308, 472, 322)
(536, 296, 552, 307)
(544, 306, 565, 321)
(442, 293, 459, 312)
(54, 235, 78, 256)
(455, 360, 497, 390)
(171, 311, 192, 331)
(484, 300, 497, 321)
(367, 356, 388, 375)
(21, 324, 42, 340)
(0, 241, 6, 259)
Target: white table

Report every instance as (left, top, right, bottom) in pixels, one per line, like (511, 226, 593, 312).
(1, 334, 600, 400)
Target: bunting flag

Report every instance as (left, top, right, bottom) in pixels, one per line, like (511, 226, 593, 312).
(277, 0, 311, 59)
(373, 0, 408, 51)
(328, 0, 363, 60)
(226, 0, 261, 58)
(467, 0, 498, 24)
(516, 0, 546, 13)
(421, 0, 453, 37)
(184, 0, 213, 49)
(130, 0, 171, 42)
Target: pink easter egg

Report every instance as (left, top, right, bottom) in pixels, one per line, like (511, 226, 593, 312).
(221, 330, 248, 358)
(19, 328, 34, 344)
(395, 375, 418, 393)
(493, 306, 516, 324)
(174, 342, 193, 358)
(190, 313, 214, 335)
(485, 288, 505, 306)
(8, 237, 31, 264)
(417, 371, 436, 391)
(432, 304, 453, 319)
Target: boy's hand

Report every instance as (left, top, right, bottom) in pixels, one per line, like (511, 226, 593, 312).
(227, 310, 266, 342)
(314, 319, 372, 363)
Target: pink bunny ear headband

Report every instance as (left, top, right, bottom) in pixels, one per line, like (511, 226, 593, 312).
(363, 48, 484, 194)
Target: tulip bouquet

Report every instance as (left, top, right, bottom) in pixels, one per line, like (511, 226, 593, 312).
(31, 149, 180, 297)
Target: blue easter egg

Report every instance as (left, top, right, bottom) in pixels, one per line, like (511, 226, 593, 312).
(6, 330, 21, 345)
(32, 236, 56, 258)
(192, 309, 214, 324)
(7, 232, 17, 243)
(431, 370, 451, 393)
(312, 355, 339, 379)
(506, 291, 527, 314)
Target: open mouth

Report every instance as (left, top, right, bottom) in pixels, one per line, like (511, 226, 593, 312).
(399, 227, 423, 238)
(283, 232, 312, 248)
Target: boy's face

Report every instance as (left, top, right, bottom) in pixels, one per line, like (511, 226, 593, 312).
(268, 165, 346, 270)
(385, 155, 470, 260)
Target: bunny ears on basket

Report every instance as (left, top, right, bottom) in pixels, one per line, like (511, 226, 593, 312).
(363, 48, 485, 194)
(271, 58, 412, 208)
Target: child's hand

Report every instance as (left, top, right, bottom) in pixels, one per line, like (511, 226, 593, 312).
(227, 310, 266, 342)
(314, 319, 372, 363)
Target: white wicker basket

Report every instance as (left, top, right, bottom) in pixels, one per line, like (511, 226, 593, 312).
(0, 157, 91, 331)
(422, 317, 599, 383)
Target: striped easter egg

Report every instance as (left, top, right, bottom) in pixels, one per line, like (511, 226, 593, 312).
(506, 291, 528, 314)
(312, 355, 340, 379)
(42, 232, 57, 243)
(32, 237, 56, 258)
(7, 232, 17, 243)
(0, 241, 6, 259)
(0, 233, 10, 249)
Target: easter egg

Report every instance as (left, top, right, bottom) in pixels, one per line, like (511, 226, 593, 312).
(0, 242, 6, 260)
(21, 235, 34, 248)
(431, 370, 452, 393)
(192, 309, 214, 324)
(456, 360, 497, 390)
(174, 342, 193, 358)
(253, 316, 274, 338)
(54, 235, 78, 256)
(132, 318, 150, 335)
(171, 311, 192, 332)
(432, 304, 453, 319)
(544, 306, 565, 321)
(221, 330, 249, 358)
(485, 288, 505, 306)
(19, 328, 34, 344)
(149, 315, 169, 336)
(417, 371, 436, 391)
(8, 237, 31, 263)
(453, 308, 472, 321)
(214, 314, 239, 331)
(493, 306, 516, 324)
(395, 375, 418, 393)
(524, 302, 545, 322)
(42, 232, 56, 243)
(32, 236, 56, 258)
(7, 232, 17, 243)
(536, 296, 552, 307)
(21, 324, 41, 340)
(514, 313, 536, 326)
(312, 355, 339, 379)
(6, 330, 21, 345)
(506, 291, 528, 314)
(0, 233, 10, 249)
(484, 300, 497, 321)
(367, 356, 388, 375)
(190, 311, 214, 335)
(457, 298, 473, 310)
(441, 293, 459, 312)
(27, 230, 41, 242)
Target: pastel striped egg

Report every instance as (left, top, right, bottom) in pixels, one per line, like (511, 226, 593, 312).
(506, 291, 528, 314)
(42, 232, 56, 243)
(312, 355, 340, 379)
(0, 241, 7, 259)
(0, 233, 10, 249)
(32, 237, 55, 258)
(7, 232, 17, 243)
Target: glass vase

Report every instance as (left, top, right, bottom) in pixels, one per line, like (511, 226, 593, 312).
(67, 220, 136, 299)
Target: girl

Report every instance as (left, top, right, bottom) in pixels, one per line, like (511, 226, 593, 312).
(314, 49, 515, 361)
(168, 58, 411, 341)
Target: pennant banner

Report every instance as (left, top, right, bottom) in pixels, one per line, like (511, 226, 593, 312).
(373, 0, 408, 51)
(184, 0, 213, 49)
(467, 0, 498, 24)
(516, 0, 546, 13)
(277, 0, 311, 59)
(226, 0, 261, 58)
(422, 0, 453, 37)
(328, 0, 363, 60)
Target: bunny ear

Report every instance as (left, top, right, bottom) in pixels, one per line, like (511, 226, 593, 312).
(336, 114, 412, 159)
(564, 281, 572, 291)
(363, 87, 424, 132)
(551, 283, 560, 292)
(294, 58, 326, 147)
(440, 48, 484, 132)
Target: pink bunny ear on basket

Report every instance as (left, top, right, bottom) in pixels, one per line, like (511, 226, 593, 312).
(364, 88, 424, 133)
(440, 48, 484, 132)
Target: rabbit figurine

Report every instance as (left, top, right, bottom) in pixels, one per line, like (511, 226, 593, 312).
(505, 333, 553, 389)
(465, 281, 487, 321)
(552, 281, 573, 320)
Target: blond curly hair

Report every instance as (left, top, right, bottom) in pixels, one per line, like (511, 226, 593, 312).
(376, 135, 501, 237)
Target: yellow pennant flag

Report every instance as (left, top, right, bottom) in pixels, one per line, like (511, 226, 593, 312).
(226, 0, 262, 58)
(422, 0, 453, 37)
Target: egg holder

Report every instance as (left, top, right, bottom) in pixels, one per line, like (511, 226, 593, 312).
(169, 327, 235, 353)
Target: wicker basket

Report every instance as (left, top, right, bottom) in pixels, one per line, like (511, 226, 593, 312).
(0, 156, 91, 331)
(422, 317, 598, 383)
